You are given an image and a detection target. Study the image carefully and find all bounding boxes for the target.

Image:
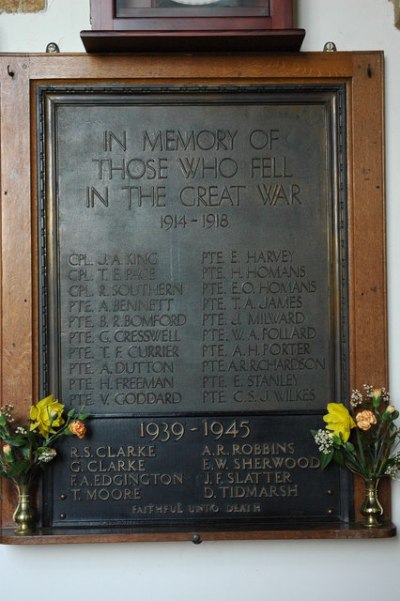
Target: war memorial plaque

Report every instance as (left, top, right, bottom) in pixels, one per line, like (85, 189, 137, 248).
(38, 84, 350, 529)
(0, 52, 388, 544)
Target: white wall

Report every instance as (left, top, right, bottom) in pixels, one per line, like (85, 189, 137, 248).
(1, 1, 400, 600)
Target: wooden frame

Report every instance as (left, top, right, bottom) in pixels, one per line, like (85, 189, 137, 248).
(0, 51, 391, 544)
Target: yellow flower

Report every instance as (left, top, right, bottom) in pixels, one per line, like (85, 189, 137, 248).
(29, 394, 65, 438)
(355, 409, 377, 431)
(323, 403, 355, 442)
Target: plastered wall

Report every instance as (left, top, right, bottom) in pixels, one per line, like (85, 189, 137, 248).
(0, 2, 400, 601)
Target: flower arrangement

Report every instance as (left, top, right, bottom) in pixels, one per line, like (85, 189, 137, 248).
(0, 394, 89, 488)
(312, 385, 400, 480)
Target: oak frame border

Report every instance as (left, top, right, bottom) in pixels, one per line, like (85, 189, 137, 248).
(0, 51, 390, 543)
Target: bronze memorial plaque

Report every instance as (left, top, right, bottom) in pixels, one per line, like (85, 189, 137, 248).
(38, 85, 350, 529)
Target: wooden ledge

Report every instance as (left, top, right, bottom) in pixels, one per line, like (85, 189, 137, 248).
(80, 29, 305, 53)
(0, 522, 396, 545)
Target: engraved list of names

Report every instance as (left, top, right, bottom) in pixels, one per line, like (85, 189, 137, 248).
(45, 89, 341, 416)
(40, 87, 349, 527)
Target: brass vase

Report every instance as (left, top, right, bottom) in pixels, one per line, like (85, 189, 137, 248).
(12, 483, 36, 535)
(360, 478, 383, 528)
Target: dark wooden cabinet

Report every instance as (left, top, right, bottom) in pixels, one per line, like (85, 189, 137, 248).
(81, 0, 305, 52)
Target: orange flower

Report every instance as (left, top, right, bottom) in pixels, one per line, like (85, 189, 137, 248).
(355, 409, 377, 431)
(2, 443, 13, 463)
(68, 420, 86, 439)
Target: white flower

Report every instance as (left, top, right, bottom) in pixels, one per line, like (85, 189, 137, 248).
(15, 426, 28, 435)
(314, 429, 334, 454)
(36, 447, 57, 463)
(385, 465, 399, 479)
(0, 404, 14, 422)
(350, 389, 363, 407)
(363, 384, 374, 396)
(393, 452, 400, 465)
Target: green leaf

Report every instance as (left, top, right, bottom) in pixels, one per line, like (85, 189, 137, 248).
(0, 414, 7, 426)
(78, 411, 90, 421)
(372, 395, 381, 409)
(20, 446, 32, 460)
(5, 461, 30, 478)
(320, 450, 334, 469)
(333, 450, 344, 465)
(8, 436, 28, 448)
